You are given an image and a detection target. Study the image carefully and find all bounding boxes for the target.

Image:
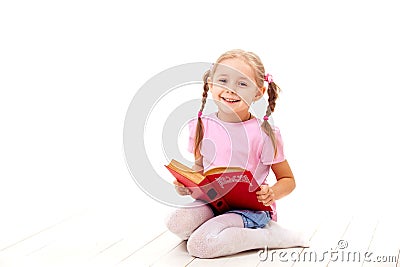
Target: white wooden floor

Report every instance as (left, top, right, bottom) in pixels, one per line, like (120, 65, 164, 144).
(1, 204, 399, 267)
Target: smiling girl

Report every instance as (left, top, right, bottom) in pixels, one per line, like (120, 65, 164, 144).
(165, 49, 309, 258)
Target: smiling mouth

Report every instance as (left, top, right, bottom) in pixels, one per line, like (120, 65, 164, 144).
(221, 97, 240, 103)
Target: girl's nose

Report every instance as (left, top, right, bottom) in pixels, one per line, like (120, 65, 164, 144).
(225, 83, 237, 93)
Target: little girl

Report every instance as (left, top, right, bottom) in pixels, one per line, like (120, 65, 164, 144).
(165, 49, 309, 258)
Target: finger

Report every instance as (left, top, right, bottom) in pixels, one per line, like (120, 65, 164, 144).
(256, 185, 269, 195)
(258, 195, 271, 203)
(269, 188, 274, 196)
(178, 186, 191, 195)
(268, 189, 275, 199)
(262, 194, 274, 205)
(257, 195, 269, 202)
(257, 190, 273, 200)
(174, 184, 185, 192)
(264, 195, 274, 203)
(263, 200, 273, 206)
(264, 196, 275, 206)
(263, 186, 271, 194)
(177, 188, 189, 196)
(257, 193, 266, 200)
(264, 188, 274, 198)
(173, 180, 184, 187)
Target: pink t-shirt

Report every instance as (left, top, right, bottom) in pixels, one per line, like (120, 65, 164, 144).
(188, 112, 286, 220)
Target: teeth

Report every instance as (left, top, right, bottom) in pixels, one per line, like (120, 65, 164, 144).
(223, 97, 239, 102)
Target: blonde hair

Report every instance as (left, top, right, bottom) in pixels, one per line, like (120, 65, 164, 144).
(194, 49, 281, 159)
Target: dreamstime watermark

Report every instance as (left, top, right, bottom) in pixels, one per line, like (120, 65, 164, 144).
(258, 240, 398, 263)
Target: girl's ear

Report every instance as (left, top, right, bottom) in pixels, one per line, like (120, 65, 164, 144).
(207, 77, 213, 92)
(254, 85, 266, 101)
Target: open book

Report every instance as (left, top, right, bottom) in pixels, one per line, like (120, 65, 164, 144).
(165, 159, 272, 214)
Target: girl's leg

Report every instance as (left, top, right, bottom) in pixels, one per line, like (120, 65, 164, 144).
(164, 200, 214, 240)
(187, 214, 310, 258)
(186, 213, 244, 258)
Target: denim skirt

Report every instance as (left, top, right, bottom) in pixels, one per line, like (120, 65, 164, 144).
(226, 210, 272, 228)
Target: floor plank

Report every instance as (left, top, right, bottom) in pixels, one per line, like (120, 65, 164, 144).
(0, 206, 166, 267)
(22, 210, 136, 267)
(84, 210, 167, 267)
(362, 216, 399, 267)
(290, 214, 352, 267)
(0, 204, 87, 252)
(0, 211, 89, 267)
(221, 250, 264, 267)
(327, 216, 378, 266)
(117, 231, 182, 266)
(188, 255, 241, 267)
(151, 241, 196, 267)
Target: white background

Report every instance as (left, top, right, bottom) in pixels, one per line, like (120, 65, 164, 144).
(1, 0, 399, 248)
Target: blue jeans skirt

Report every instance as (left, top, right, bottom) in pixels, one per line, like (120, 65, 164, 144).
(226, 210, 272, 228)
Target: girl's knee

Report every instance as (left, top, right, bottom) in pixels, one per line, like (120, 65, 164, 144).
(165, 206, 213, 240)
(164, 209, 191, 240)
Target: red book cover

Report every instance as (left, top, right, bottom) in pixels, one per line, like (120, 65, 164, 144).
(165, 159, 272, 214)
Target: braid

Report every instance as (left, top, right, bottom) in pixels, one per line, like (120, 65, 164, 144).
(261, 81, 281, 158)
(194, 70, 210, 159)
(267, 82, 279, 113)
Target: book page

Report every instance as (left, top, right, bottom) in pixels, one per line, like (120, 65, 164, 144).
(167, 159, 205, 184)
(204, 166, 245, 176)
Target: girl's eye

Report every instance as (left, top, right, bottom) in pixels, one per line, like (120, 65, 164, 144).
(239, 82, 248, 87)
(218, 79, 227, 83)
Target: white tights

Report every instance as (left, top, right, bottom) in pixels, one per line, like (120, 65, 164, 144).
(165, 201, 310, 258)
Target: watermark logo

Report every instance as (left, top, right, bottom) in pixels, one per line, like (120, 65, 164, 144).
(258, 240, 398, 263)
(337, 239, 348, 249)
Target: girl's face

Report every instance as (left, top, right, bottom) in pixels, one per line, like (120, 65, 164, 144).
(208, 58, 265, 121)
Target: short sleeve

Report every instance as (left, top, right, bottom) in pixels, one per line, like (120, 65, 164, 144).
(187, 118, 197, 154)
(261, 127, 286, 165)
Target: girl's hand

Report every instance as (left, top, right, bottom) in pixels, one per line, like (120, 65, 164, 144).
(256, 185, 275, 207)
(173, 180, 191, 196)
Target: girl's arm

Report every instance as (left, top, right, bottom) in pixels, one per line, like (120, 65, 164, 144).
(256, 160, 295, 206)
(270, 160, 295, 200)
